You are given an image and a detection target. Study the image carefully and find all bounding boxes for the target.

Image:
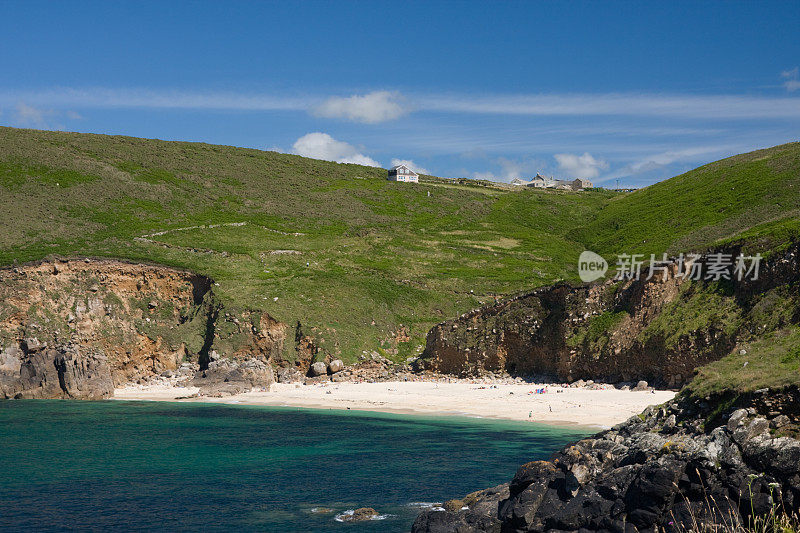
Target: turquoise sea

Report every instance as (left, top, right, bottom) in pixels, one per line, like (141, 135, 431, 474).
(0, 401, 588, 532)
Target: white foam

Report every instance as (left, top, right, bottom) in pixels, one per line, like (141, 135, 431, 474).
(333, 509, 392, 522)
(406, 502, 442, 509)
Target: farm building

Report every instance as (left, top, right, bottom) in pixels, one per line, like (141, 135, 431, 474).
(387, 164, 419, 183)
(522, 173, 593, 190)
(570, 178, 593, 190)
(526, 173, 554, 188)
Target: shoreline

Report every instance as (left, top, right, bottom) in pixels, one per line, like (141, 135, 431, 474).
(113, 380, 676, 430)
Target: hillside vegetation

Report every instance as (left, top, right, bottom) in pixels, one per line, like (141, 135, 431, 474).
(0, 127, 613, 362)
(1, 127, 798, 367)
(575, 142, 800, 257)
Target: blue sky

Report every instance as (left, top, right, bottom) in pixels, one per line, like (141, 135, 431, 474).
(1, 1, 798, 186)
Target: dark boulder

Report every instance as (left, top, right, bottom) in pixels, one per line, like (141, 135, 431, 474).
(337, 507, 383, 522)
(412, 388, 800, 532)
(411, 510, 501, 533)
(192, 357, 274, 396)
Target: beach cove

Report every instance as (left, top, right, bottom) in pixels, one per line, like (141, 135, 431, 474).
(115, 380, 676, 429)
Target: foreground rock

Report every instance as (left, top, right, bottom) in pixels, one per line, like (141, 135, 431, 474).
(0, 342, 113, 399)
(412, 386, 800, 532)
(191, 357, 274, 397)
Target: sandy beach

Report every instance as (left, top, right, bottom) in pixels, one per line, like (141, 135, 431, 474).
(114, 381, 676, 429)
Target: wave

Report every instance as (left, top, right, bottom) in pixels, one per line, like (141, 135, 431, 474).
(405, 502, 442, 509)
(333, 509, 392, 522)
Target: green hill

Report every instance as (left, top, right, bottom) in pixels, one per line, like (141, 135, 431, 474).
(0, 127, 614, 362)
(575, 142, 800, 258)
(1, 127, 798, 365)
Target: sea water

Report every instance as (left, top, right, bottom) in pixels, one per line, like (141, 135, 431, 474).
(0, 401, 588, 532)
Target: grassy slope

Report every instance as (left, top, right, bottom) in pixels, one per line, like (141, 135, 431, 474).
(571, 142, 800, 396)
(0, 127, 613, 362)
(2, 127, 798, 391)
(575, 142, 800, 258)
(684, 326, 800, 398)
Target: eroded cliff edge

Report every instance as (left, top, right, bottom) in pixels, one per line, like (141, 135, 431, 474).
(420, 241, 800, 388)
(0, 258, 284, 399)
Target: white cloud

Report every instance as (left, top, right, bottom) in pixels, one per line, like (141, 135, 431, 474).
(13, 103, 57, 129)
(390, 158, 429, 175)
(0, 88, 310, 112)
(5, 103, 86, 129)
(782, 67, 800, 92)
(496, 158, 531, 181)
(626, 146, 729, 174)
(313, 91, 407, 124)
(2, 87, 800, 120)
(419, 92, 800, 120)
(467, 157, 545, 183)
(292, 132, 380, 167)
(553, 152, 609, 179)
(595, 144, 742, 184)
(782, 67, 799, 79)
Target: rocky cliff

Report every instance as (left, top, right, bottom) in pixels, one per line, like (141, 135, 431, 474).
(0, 341, 113, 399)
(412, 387, 800, 532)
(0, 258, 283, 398)
(420, 241, 800, 387)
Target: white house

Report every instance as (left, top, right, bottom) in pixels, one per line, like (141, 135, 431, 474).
(387, 164, 419, 183)
(526, 173, 555, 188)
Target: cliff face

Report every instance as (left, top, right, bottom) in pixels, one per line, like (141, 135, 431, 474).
(0, 258, 286, 398)
(0, 342, 113, 400)
(421, 241, 800, 387)
(412, 387, 800, 533)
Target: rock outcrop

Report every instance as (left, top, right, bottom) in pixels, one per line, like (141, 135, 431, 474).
(0, 258, 288, 397)
(0, 342, 113, 399)
(420, 241, 800, 387)
(191, 357, 274, 397)
(0, 258, 214, 385)
(337, 508, 382, 522)
(412, 387, 800, 532)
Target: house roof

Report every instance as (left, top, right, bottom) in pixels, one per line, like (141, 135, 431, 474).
(389, 164, 419, 174)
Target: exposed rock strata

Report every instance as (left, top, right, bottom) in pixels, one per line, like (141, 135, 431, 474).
(0, 258, 424, 396)
(0, 258, 286, 398)
(412, 387, 800, 532)
(421, 242, 800, 387)
(0, 342, 113, 399)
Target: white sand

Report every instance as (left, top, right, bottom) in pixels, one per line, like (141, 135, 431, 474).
(114, 381, 675, 429)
